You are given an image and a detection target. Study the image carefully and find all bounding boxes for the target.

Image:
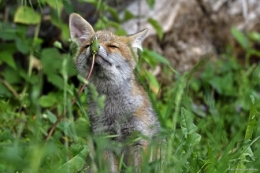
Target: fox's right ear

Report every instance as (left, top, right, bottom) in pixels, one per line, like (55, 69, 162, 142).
(128, 28, 148, 51)
(69, 13, 95, 47)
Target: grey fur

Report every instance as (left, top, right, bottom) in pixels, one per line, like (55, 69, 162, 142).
(70, 13, 161, 172)
(76, 42, 160, 136)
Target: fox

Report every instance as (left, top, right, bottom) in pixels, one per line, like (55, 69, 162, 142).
(69, 13, 161, 172)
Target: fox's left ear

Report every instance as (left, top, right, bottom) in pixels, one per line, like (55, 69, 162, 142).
(129, 29, 148, 51)
(69, 13, 95, 47)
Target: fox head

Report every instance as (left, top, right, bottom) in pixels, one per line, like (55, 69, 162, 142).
(69, 13, 147, 89)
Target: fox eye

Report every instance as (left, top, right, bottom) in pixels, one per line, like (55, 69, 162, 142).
(109, 45, 118, 49)
(85, 44, 91, 48)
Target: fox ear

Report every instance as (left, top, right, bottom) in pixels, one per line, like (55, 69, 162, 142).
(129, 29, 148, 51)
(69, 13, 95, 47)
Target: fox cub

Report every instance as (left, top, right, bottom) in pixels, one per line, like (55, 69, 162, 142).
(69, 13, 161, 172)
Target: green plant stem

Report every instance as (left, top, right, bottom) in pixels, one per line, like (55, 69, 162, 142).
(20, 23, 41, 100)
(46, 54, 96, 141)
(28, 23, 41, 77)
(172, 75, 186, 131)
(0, 78, 19, 99)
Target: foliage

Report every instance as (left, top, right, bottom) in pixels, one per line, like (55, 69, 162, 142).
(0, 0, 260, 173)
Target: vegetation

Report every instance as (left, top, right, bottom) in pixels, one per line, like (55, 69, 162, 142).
(0, 0, 259, 172)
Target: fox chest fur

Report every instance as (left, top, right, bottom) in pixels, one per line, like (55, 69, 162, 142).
(69, 13, 160, 142)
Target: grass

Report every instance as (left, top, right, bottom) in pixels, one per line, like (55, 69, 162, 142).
(0, 50, 259, 172)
